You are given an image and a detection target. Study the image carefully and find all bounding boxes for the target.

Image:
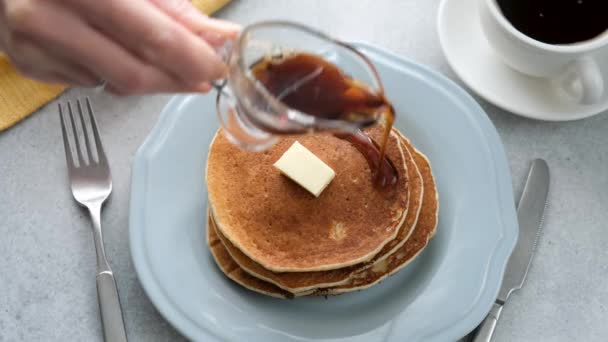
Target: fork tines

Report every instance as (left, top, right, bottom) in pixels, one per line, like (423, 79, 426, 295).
(59, 98, 107, 169)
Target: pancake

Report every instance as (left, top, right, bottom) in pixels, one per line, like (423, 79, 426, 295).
(206, 125, 410, 272)
(318, 136, 438, 295)
(210, 131, 424, 293)
(208, 136, 438, 298)
(207, 133, 438, 299)
(207, 214, 313, 299)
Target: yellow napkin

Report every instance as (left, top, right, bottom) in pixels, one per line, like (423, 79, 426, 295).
(0, 0, 232, 131)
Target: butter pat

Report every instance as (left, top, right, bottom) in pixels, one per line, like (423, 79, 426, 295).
(273, 141, 335, 197)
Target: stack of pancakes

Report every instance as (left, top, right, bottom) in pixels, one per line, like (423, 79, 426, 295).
(206, 125, 438, 298)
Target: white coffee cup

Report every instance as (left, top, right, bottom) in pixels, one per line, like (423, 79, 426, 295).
(479, 0, 607, 105)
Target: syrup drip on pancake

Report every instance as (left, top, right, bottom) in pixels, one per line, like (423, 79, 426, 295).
(251, 52, 397, 189)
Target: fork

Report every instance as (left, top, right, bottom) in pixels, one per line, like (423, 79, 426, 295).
(59, 98, 127, 342)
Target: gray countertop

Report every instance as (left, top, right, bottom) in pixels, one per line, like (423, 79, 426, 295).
(1, 1, 607, 341)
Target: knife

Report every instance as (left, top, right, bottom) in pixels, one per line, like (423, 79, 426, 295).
(471, 159, 550, 342)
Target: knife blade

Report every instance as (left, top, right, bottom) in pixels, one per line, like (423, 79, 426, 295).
(498, 159, 550, 303)
(471, 159, 550, 342)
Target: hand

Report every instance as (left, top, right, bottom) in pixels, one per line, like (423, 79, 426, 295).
(0, 0, 240, 94)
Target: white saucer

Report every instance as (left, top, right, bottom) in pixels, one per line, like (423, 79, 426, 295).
(437, 0, 608, 121)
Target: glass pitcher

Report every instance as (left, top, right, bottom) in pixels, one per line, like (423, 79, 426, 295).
(213, 21, 385, 151)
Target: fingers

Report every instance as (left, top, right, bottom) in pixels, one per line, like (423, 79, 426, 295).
(105, 79, 212, 95)
(1, 0, 228, 94)
(19, 70, 74, 85)
(4, 0, 206, 94)
(149, 0, 241, 47)
(66, 0, 228, 86)
(4, 34, 99, 86)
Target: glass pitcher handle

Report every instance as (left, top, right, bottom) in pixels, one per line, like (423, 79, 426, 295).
(215, 89, 278, 152)
(211, 40, 278, 151)
(211, 40, 233, 97)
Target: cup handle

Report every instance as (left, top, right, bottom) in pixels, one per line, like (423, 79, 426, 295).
(555, 56, 604, 105)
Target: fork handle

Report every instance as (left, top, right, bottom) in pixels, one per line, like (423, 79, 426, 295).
(97, 271, 128, 342)
(88, 205, 127, 342)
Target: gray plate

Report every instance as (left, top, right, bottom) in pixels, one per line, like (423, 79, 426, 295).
(129, 42, 518, 342)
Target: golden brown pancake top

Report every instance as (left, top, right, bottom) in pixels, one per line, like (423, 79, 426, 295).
(206, 125, 409, 272)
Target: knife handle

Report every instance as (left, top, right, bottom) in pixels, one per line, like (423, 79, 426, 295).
(472, 302, 503, 342)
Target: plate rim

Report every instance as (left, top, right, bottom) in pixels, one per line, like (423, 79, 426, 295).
(436, 0, 608, 122)
(351, 42, 518, 341)
(129, 42, 518, 341)
(129, 95, 222, 341)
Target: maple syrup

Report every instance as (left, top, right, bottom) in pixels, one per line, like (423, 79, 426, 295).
(251, 52, 397, 189)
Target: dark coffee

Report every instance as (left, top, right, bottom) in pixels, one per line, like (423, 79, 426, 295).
(497, 0, 608, 45)
(251, 52, 397, 189)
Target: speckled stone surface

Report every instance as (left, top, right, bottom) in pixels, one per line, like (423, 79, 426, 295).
(1, 1, 607, 341)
